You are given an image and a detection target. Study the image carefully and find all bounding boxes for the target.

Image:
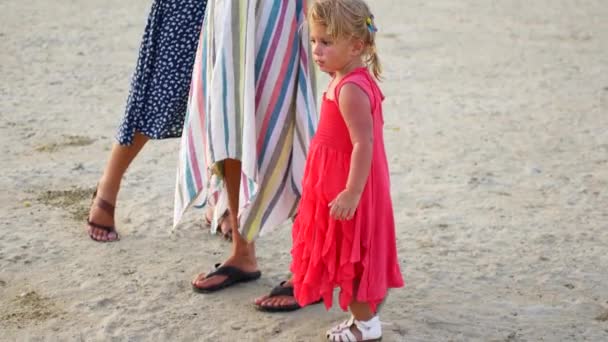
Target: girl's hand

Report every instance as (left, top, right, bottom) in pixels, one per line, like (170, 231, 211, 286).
(329, 189, 362, 221)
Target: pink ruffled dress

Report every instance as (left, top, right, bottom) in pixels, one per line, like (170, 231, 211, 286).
(291, 67, 404, 312)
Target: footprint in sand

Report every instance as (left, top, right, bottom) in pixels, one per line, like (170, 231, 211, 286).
(36, 186, 95, 221)
(1, 290, 63, 328)
(34, 135, 95, 153)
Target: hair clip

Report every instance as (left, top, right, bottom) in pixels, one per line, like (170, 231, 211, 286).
(366, 15, 378, 33)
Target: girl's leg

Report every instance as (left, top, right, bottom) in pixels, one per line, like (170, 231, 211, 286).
(87, 132, 149, 241)
(192, 159, 258, 289)
(350, 300, 375, 322)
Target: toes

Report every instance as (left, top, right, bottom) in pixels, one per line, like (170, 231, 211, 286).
(256, 295, 299, 309)
(107, 231, 118, 241)
(278, 296, 296, 307)
(192, 273, 207, 287)
(254, 295, 269, 305)
(192, 274, 206, 288)
(91, 227, 103, 241)
(267, 296, 294, 307)
(89, 225, 118, 242)
(88, 227, 96, 240)
(92, 228, 112, 242)
(192, 274, 227, 289)
(260, 297, 276, 307)
(96, 229, 108, 241)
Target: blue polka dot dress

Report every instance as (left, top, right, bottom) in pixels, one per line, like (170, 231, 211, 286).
(117, 0, 207, 145)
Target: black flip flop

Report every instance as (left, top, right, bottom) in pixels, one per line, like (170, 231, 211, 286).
(255, 281, 323, 312)
(192, 263, 261, 293)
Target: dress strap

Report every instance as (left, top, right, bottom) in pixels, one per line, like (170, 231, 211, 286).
(334, 68, 384, 115)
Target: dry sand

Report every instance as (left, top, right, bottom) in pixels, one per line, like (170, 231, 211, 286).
(1, 0, 607, 341)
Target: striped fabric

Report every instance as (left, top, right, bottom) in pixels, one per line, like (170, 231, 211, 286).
(174, 0, 317, 241)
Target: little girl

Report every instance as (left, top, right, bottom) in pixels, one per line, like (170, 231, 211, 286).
(290, 0, 404, 340)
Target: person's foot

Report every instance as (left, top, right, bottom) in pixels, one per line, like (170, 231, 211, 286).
(326, 316, 382, 341)
(203, 207, 232, 240)
(218, 218, 232, 240)
(203, 206, 214, 226)
(254, 280, 300, 310)
(328, 325, 365, 341)
(86, 186, 119, 242)
(191, 254, 258, 291)
(346, 324, 364, 341)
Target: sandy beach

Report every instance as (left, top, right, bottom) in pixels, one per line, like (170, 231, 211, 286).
(1, 0, 607, 340)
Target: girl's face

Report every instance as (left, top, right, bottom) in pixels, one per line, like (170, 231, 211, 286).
(310, 23, 363, 74)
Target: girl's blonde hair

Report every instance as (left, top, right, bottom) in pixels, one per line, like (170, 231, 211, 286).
(308, 0, 382, 80)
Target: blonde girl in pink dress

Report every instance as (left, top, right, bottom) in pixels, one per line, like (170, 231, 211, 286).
(290, 0, 404, 340)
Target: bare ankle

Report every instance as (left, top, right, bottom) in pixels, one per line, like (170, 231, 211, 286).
(232, 241, 256, 259)
(97, 178, 120, 200)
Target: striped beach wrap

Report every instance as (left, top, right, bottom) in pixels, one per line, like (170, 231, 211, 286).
(174, 0, 318, 241)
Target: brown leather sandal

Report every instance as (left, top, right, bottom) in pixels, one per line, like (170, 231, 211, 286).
(87, 188, 119, 242)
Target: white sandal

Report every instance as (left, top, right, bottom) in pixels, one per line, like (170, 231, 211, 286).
(326, 316, 382, 341)
(326, 315, 355, 335)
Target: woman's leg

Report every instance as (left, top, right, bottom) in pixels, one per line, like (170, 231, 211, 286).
(223, 159, 257, 259)
(87, 132, 149, 241)
(192, 159, 259, 288)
